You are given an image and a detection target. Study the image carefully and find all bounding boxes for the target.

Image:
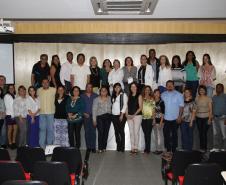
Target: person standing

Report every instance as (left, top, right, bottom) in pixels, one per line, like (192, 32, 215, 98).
(141, 86, 155, 154)
(195, 85, 212, 151)
(100, 59, 112, 88)
(181, 88, 196, 151)
(137, 54, 156, 92)
(4, 84, 17, 149)
(122, 57, 137, 95)
(89, 56, 101, 94)
(81, 84, 98, 153)
(13, 85, 28, 147)
(92, 86, 112, 153)
(161, 80, 184, 152)
(38, 78, 56, 148)
(108, 59, 124, 94)
(31, 54, 50, 89)
(0, 87, 5, 141)
(60, 52, 74, 94)
(0, 75, 7, 94)
(111, 83, 128, 152)
(212, 84, 226, 150)
(26, 86, 40, 147)
(153, 89, 165, 154)
(53, 85, 69, 147)
(147, 49, 160, 82)
(50, 55, 62, 88)
(126, 82, 143, 154)
(158, 55, 172, 93)
(71, 53, 90, 92)
(171, 55, 186, 93)
(198, 54, 216, 97)
(66, 86, 85, 148)
(183, 51, 199, 99)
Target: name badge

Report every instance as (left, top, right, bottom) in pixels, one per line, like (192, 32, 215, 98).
(128, 77, 133, 84)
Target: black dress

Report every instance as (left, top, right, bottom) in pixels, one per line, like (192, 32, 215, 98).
(90, 66, 101, 88)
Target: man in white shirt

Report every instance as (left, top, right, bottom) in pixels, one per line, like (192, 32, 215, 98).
(70, 53, 90, 92)
(60, 52, 73, 94)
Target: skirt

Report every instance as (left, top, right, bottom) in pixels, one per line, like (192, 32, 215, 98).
(53, 119, 69, 147)
(27, 115, 39, 147)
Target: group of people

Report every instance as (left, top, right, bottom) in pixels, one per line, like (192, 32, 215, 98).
(0, 48, 225, 154)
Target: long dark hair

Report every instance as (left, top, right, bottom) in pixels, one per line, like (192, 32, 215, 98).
(198, 85, 207, 96)
(111, 83, 123, 103)
(28, 86, 37, 98)
(102, 59, 113, 69)
(55, 85, 66, 100)
(183, 51, 197, 67)
(202, 53, 212, 65)
(128, 82, 139, 99)
(171, 55, 183, 69)
(6, 84, 16, 99)
(51, 55, 61, 68)
(141, 85, 153, 98)
(124, 56, 134, 66)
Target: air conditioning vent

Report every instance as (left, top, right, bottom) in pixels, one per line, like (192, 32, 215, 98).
(91, 0, 158, 15)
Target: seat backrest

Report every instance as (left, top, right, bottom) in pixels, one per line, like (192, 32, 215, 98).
(183, 163, 223, 185)
(51, 147, 82, 174)
(2, 180, 48, 185)
(171, 150, 202, 177)
(0, 148, 10, 160)
(0, 161, 26, 184)
(33, 161, 71, 185)
(16, 146, 46, 173)
(209, 151, 226, 170)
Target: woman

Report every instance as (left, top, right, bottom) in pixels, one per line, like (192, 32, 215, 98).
(26, 86, 40, 147)
(50, 55, 62, 88)
(195, 85, 212, 151)
(89, 56, 101, 94)
(137, 55, 156, 92)
(54, 85, 69, 146)
(153, 89, 165, 154)
(14, 85, 28, 147)
(4, 84, 17, 149)
(108, 59, 124, 94)
(126, 82, 143, 154)
(100, 59, 112, 88)
(171, 55, 186, 93)
(66, 86, 85, 148)
(111, 83, 128, 152)
(122, 57, 137, 95)
(0, 87, 5, 136)
(198, 54, 216, 97)
(181, 88, 196, 151)
(183, 51, 199, 99)
(141, 86, 155, 154)
(158, 55, 172, 93)
(92, 86, 112, 153)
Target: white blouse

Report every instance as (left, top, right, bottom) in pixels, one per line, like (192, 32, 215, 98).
(108, 68, 124, 89)
(13, 96, 27, 118)
(158, 67, 172, 87)
(4, 94, 14, 117)
(26, 96, 40, 116)
(112, 93, 128, 115)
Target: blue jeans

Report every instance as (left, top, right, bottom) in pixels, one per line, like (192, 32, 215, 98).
(39, 114, 54, 148)
(84, 115, 96, 150)
(180, 122, 194, 151)
(186, 81, 199, 100)
(206, 86, 214, 98)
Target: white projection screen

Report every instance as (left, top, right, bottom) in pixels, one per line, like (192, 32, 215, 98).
(0, 43, 14, 84)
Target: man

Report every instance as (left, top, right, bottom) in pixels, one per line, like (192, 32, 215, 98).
(147, 49, 160, 83)
(81, 83, 98, 153)
(60, 51, 73, 94)
(37, 78, 56, 148)
(71, 53, 90, 92)
(161, 80, 184, 152)
(212, 83, 226, 150)
(31, 54, 50, 89)
(0, 75, 7, 148)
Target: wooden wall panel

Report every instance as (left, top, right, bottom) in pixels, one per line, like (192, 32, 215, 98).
(14, 21, 226, 34)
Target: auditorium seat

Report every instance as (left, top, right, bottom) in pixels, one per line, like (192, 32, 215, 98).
(208, 150, 226, 170)
(0, 161, 26, 184)
(183, 163, 223, 185)
(2, 180, 48, 185)
(33, 161, 71, 185)
(164, 150, 202, 185)
(0, 148, 10, 160)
